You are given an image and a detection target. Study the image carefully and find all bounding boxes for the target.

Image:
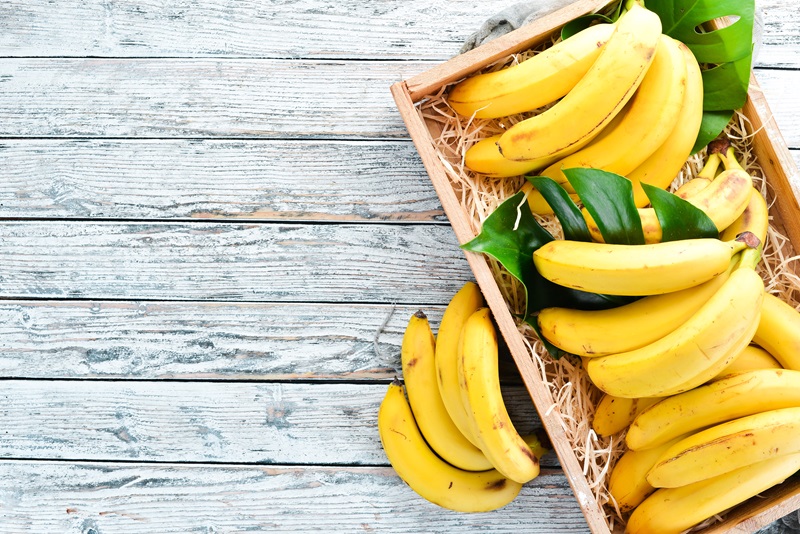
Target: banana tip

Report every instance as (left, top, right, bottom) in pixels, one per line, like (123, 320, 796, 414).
(735, 230, 761, 250)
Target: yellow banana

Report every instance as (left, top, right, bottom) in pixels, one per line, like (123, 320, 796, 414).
(586, 248, 764, 398)
(377, 380, 522, 512)
(647, 406, 800, 488)
(720, 187, 770, 245)
(752, 292, 800, 371)
(435, 282, 485, 448)
(626, 369, 800, 451)
(608, 435, 687, 513)
(464, 135, 557, 178)
(712, 344, 781, 379)
(537, 256, 735, 356)
(448, 23, 616, 119)
(533, 236, 748, 297)
(592, 395, 661, 437)
(626, 42, 704, 207)
(626, 452, 800, 534)
(458, 308, 540, 484)
(539, 35, 687, 187)
(496, 4, 661, 162)
(400, 311, 492, 472)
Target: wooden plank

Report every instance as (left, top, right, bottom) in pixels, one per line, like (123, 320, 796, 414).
(0, 0, 795, 70)
(0, 461, 587, 533)
(0, 59, 424, 139)
(0, 139, 442, 222)
(0, 60, 795, 144)
(0, 300, 525, 381)
(0, 221, 473, 302)
(0, 0, 513, 60)
(0, 381, 548, 466)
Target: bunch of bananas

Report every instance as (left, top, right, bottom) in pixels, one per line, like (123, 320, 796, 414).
(449, 2, 703, 213)
(530, 153, 800, 530)
(377, 282, 549, 513)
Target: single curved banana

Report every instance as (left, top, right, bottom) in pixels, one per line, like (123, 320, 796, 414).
(377, 380, 522, 512)
(400, 310, 493, 472)
(448, 23, 616, 119)
(626, 369, 800, 451)
(712, 344, 781, 379)
(626, 452, 800, 534)
(626, 42, 704, 208)
(537, 256, 735, 357)
(608, 434, 687, 513)
(458, 308, 540, 484)
(647, 406, 800, 488)
(496, 4, 661, 162)
(435, 282, 485, 449)
(720, 187, 770, 245)
(752, 292, 800, 371)
(586, 248, 764, 398)
(464, 135, 557, 178)
(533, 236, 748, 297)
(538, 35, 687, 186)
(592, 395, 661, 437)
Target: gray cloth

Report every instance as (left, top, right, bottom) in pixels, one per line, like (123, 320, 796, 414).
(460, 2, 788, 532)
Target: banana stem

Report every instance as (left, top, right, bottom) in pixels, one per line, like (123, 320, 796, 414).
(697, 153, 722, 179)
(721, 146, 745, 171)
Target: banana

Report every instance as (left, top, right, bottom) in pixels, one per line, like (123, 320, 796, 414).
(377, 380, 522, 512)
(626, 452, 800, 534)
(752, 292, 800, 371)
(458, 308, 540, 484)
(400, 310, 493, 472)
(712, 344, 781, 379)
(626, 369, 800, 451)
(465, 135, 557, 178)
(533, 235, 748, 297)
(496, 4, 661, 162)
(626, 42, 704, 207)
(720, 188, 770, 245)
(592, 395, 661, 437)
(585, 247, 764, 398)
(647, 406, 800, 488)
(538, 35, 687, 187)
(448, 23, 616, 119)
(537, 256, 735, 357)
(435, 282, 485, 448)
(608, 435, 687, 513)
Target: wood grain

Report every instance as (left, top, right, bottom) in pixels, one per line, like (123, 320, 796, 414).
(0, 0, 795, 69)
(0, 60, 795, 146)
(0, 462, 584, 533)
(0, 380, 546, 465)
(0, 139, 443, 222)
(0, 221, 472, 302)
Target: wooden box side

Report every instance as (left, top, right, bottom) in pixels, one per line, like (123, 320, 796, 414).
(390, 2, 800, 533)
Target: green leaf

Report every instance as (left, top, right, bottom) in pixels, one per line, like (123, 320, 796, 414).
(560, 14, 614, 40)
(526, 176, 592, 242)
(691, 110, 735, 154)
(701, 53, 753, 111)
(564, 167, 645, 245)
(642, 183, 719, 241)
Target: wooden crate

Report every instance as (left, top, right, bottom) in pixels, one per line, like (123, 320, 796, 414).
(390, 1, 800, 532)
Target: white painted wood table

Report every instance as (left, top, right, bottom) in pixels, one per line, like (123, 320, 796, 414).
(0, 1, 797, 532)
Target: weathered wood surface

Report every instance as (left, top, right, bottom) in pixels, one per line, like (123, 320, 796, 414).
(0, 61, 796, 145)
(0, 381, 548, 465)
(0, 462, 584, 534)
(0, 0, 796, 68)
(0, 139, 441, 222)
(0, 221, 472, 302)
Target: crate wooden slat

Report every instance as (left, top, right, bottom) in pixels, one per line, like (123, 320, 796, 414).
(390, 2, 800, 532)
